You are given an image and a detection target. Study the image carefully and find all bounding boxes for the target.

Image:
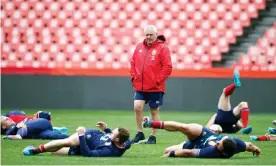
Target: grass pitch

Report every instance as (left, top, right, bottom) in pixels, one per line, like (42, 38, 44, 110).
(1, 110, 275, 165)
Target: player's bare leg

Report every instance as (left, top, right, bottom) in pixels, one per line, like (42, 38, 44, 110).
(150, 107, 159, 137)
(23, 133, 80, 156)
(218, 69, 241, 111)
(131, 100, 146, 144)
(143, 117, 202, 141)
(250, 134, 276, 141)
(51, 147, 70, 155)
(217, 88, 232, 112)
(134, 100, 146, 132)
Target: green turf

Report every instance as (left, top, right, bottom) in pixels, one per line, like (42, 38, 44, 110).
(1, 110, 275, 165)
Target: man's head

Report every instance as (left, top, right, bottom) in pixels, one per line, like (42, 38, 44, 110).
(144, 25, 158, 45)
(216, 137, 237, 157)
(111, 127, 130, 144)
(1, 116, 16, 131)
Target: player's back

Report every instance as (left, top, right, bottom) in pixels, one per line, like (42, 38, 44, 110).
(84, 129, 131, 157)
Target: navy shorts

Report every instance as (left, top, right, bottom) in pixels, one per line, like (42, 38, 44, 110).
(134, 91, 164, 109)
(182, 127, 214, 149)
(214, 109, 240, 133)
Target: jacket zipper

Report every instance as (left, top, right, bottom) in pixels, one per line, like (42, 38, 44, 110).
(141, 47, 149, 91)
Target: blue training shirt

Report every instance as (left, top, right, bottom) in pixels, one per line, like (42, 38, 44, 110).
(78, 128, 131, 157)
(197, 134, 246, 158)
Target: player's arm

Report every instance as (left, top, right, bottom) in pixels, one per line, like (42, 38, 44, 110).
(130, 48, 137, 82)
(206, 114, 217, 128)
(245, 142, 261, 156)
(163, 147, 220, 158)
(158, 46, 172, 84)
(162, 149, 199, 158)
(96, 121, 112, 134)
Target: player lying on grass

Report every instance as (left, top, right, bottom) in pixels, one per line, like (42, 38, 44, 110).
(1, 116, 69, 140)
(23, 121, 131, 157)
(206, 69, 252, 134)
(1, 110, 68, 133)
(250, 120, 276, 141)
(143, 116, 260, 158)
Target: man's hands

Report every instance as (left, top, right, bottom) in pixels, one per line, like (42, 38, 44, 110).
(252, 145, 261, 157)
(76, 127, 86, 136)
(246, 142, 261, 157)
(96, 121, 107, 131)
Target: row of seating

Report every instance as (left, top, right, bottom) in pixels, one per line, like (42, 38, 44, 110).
(234, 22, 276, 71)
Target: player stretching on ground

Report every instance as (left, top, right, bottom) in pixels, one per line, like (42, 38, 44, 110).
(143, 116, 260, 158)
(206, 69, 252, 134)
(250, 120, 276, 141)
(1, 116, 69, 140)
(23, 121, 131, 157)
(1, 110, 68, 133)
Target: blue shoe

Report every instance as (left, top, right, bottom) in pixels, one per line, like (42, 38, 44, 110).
(146, 135, 156, 144)
(142, 116, 152, 128)
(233, 69, 241, 88)
(53, 127, 68, 133)
(268, 127, 276, 134)
(241, 126, 252, 134)
(23, 146, 37, 156)
(250, 136, 258, 141)
(131, 132, 145, 144)
(272, 120, 276, 126)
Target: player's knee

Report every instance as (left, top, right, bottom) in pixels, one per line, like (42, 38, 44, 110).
(134, 104, 143, 112)
(239, 101, 248, 109)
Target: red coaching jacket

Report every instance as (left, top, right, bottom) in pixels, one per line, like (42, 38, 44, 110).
(130, 35, 172, 92)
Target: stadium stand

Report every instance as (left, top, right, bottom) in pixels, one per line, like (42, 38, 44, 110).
(234, 22, 276, 71)
(0, 0, 270, 70)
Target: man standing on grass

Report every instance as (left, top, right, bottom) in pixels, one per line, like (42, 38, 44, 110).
(23, 121, 131, 157)
(130, 25, 172, 144)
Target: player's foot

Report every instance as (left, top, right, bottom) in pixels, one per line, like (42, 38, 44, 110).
(131, 132, 145, 144)
(272, 120, 276, 126)
(146, 135, 156, 144)
(233, 69, 241, 88)
(142, 116, 152, 128)
(23, 146, 38, 156)
(53, 127, 68, 133)
(268, 127, 276, 134)
(241, 126, 252, 134)
(250, 136, 258, 141)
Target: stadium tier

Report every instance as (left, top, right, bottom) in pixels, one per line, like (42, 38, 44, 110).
(1, 0, 271, 70)
(234, 22, 276, 71)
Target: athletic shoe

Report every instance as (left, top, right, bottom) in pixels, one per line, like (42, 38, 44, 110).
(233, 69, 241, 88)
(142, 116, 152, 128)
(53, 127, 68, 133)
(131, 132, 145, 144)
(241, 126, 252, 134)
(272, 120, 276, 126)
(250, 136, 258, 141)
(268, 127, 276, 134)
(146, 135, 156, 144)
(23, 146, 37, 156)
